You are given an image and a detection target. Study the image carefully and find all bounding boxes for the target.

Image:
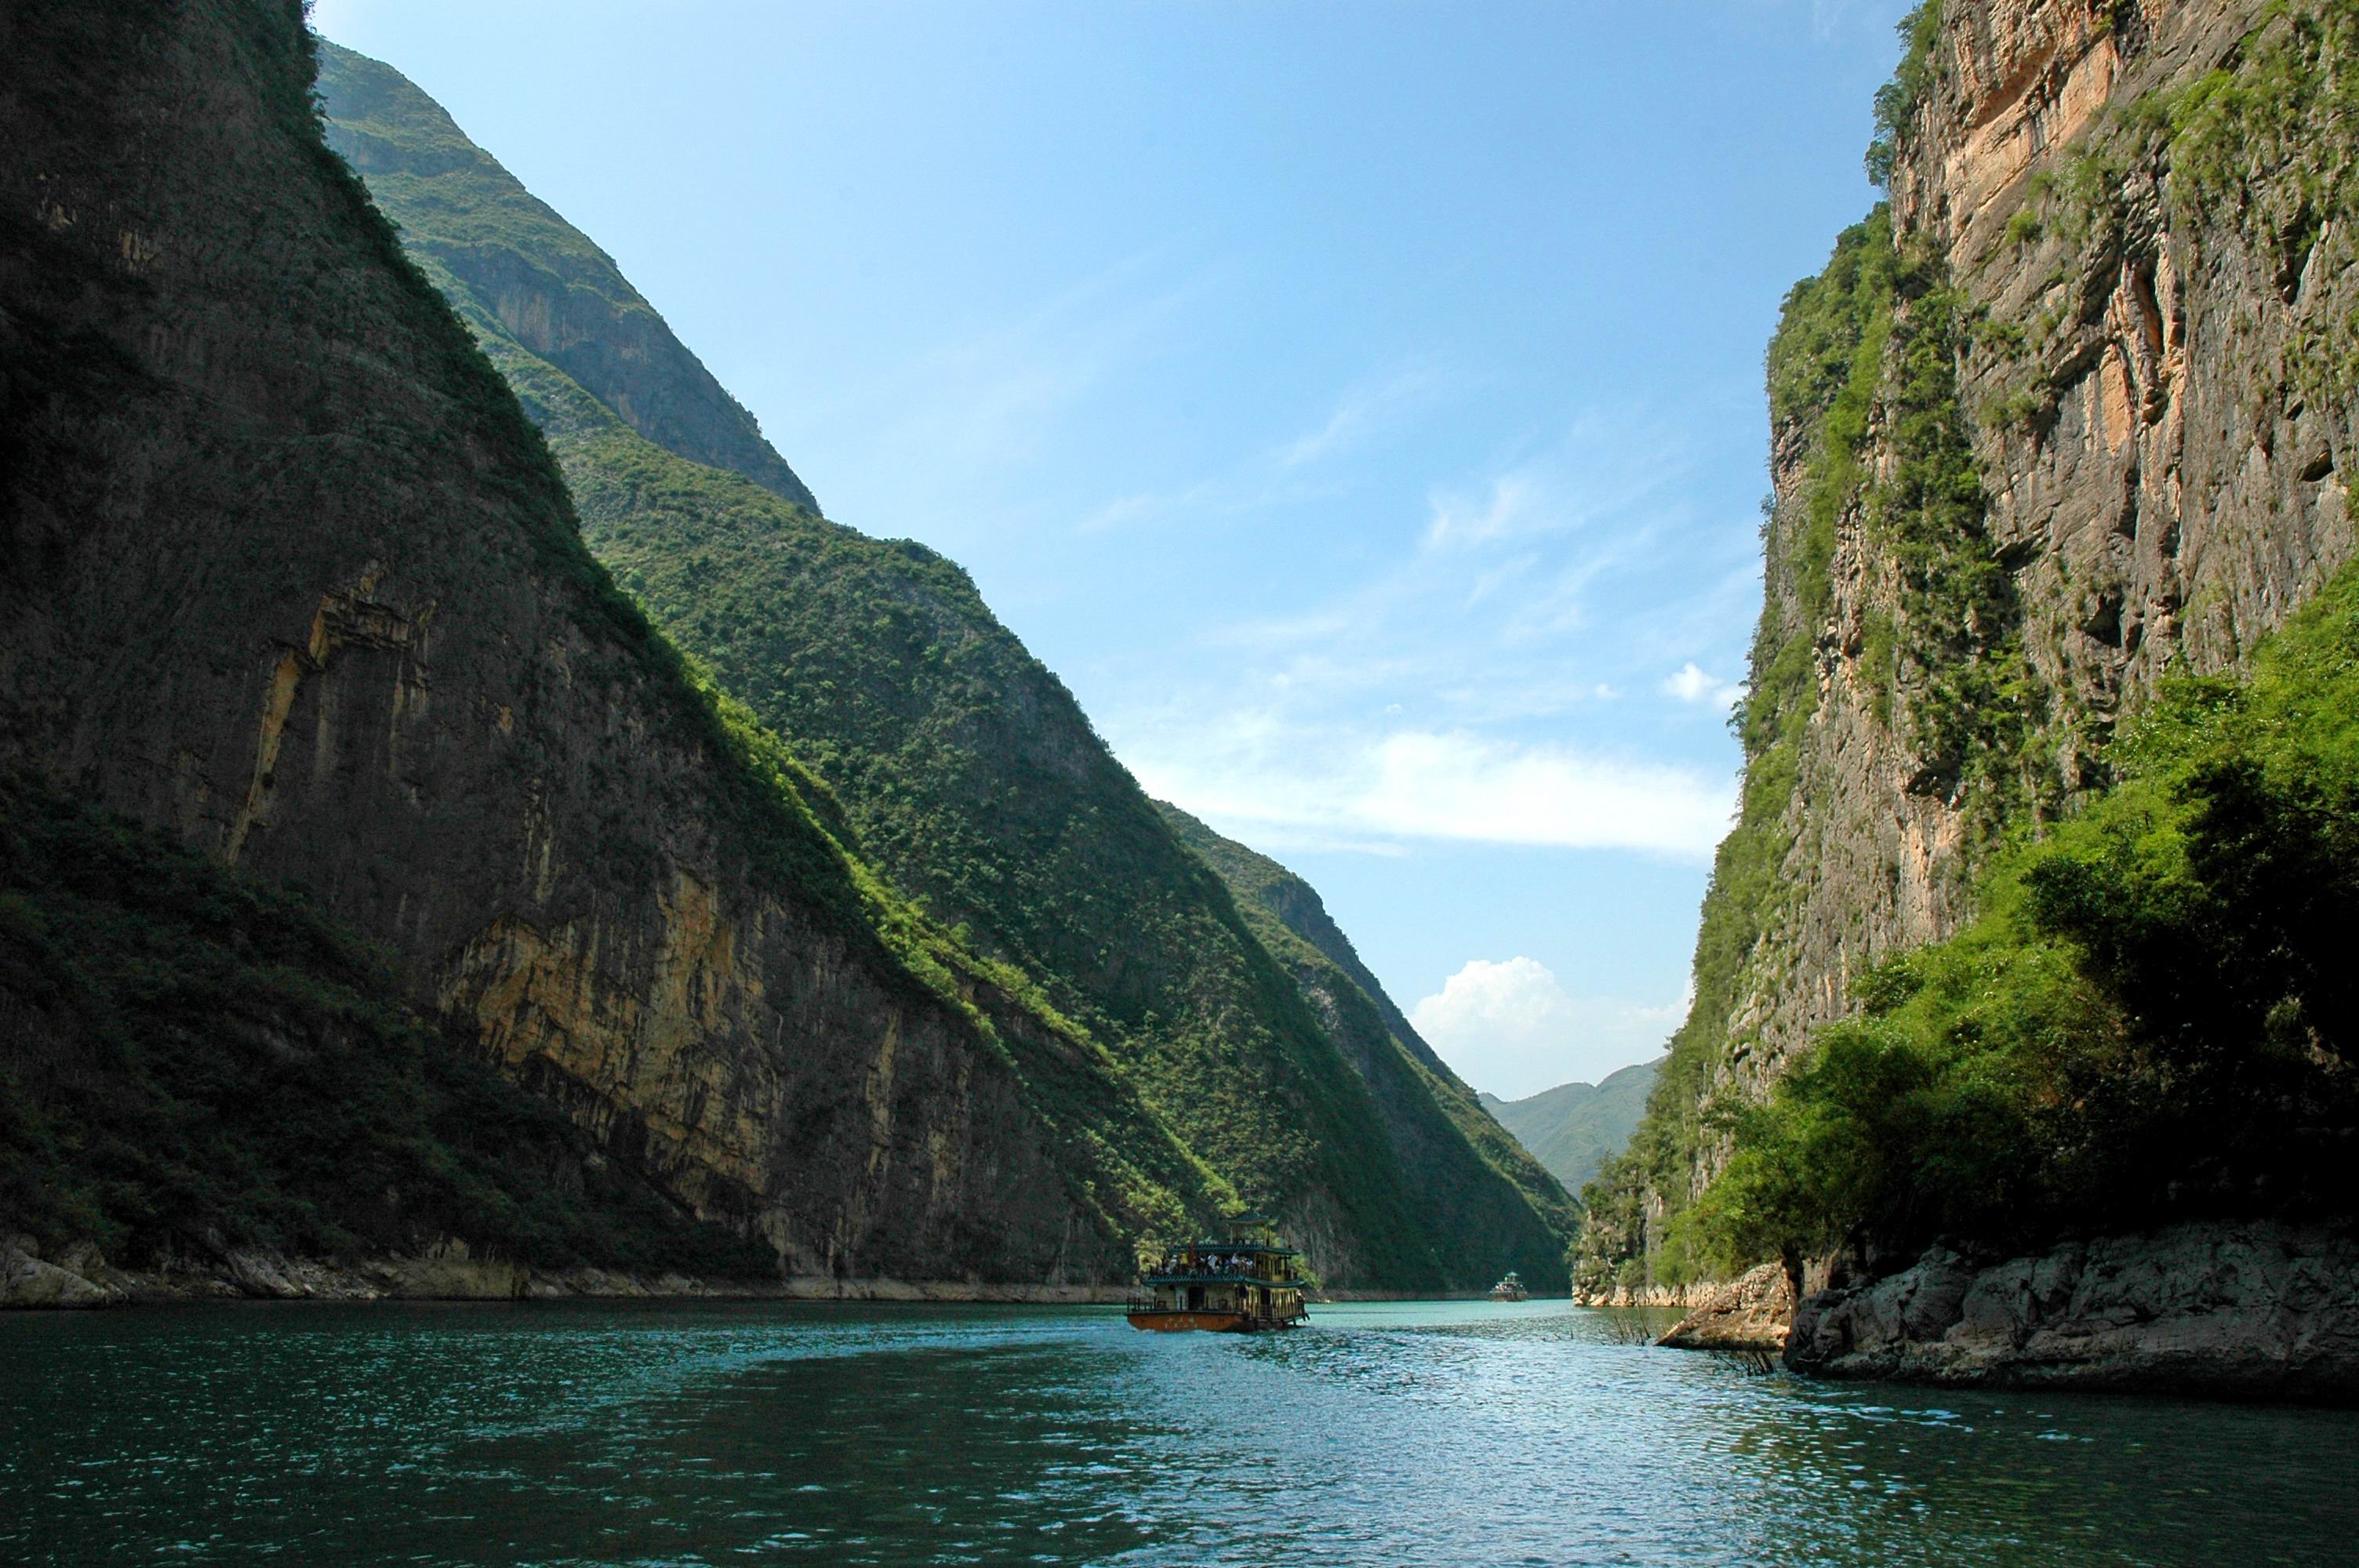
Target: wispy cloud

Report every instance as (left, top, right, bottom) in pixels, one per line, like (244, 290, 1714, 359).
(1275, 365, 1449, 470)
(1129, 724, 1732, 859)
(1100, 400, 1757, 871)
(882, 251, 1217, 470)
(1081, 360, 1452, 534)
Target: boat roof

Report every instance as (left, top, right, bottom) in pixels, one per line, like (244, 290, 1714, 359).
(1143, 1269, 1300, 1284)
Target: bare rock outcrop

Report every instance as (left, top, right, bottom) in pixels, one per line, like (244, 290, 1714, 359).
(1787, 1222, 2359, 1400)
(0, 1240, 124, 1309)
(1656, 1262, 1795, 1353)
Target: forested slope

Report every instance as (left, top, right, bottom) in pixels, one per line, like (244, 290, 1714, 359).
(1481, 1063, 1656, 1196)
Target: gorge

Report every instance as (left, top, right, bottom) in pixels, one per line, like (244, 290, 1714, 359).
(0, 0, 1568, 1307)
(2, 0, 2355, 1419)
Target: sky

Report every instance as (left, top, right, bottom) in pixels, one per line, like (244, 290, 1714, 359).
(312, 0, 1916, 1100)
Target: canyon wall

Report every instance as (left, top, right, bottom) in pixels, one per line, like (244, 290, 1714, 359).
(312, 41, 1577, 1292)
(0, 0, 1219, 1287)
(1583, 0, 2359, 1290)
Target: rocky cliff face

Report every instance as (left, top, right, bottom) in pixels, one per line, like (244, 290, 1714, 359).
(0, 0, 1222, 1288)
(1586, 0, 2359, 1290)
(311, 42, 1576, 1292)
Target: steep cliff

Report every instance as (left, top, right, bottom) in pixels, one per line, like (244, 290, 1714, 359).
(1582, 0, 2359, 1302)
(314, 45, 815, 509)
(311, 41, 1574, 1290)
(0, 0, 1228, 1291)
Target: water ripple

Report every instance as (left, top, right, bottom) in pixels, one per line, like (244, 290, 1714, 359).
(2, 1298, 2354, 1565)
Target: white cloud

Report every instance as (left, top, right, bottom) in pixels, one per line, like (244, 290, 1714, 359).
(1663, 661, 1745, 709)
(1126, 724, 1732, 859)
(1425, 473, 1543, 549)
(1408, 956, 1681, 1098)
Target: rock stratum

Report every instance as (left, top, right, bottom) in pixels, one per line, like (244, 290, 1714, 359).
(0, 0, 1569, 1302)
(1580, 0, 2359, 1396)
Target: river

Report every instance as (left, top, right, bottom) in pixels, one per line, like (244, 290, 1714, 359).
(2, 1297, 2353, 1565)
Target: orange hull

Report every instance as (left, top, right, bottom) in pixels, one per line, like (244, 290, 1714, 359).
(1126, 1310, 1293, 1333)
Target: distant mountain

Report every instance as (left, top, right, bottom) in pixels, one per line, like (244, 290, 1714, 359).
(315, 42, 1576, 1293)
(1482, 1062, 1659, 1196)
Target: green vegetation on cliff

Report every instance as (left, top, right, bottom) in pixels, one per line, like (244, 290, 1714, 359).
(1698, 561, 2359, 1268)
(1154, 802, 1581, 1260)
(554, 421, 1569, 1288)
(316, 42, 815, 506)
(3, 0, 1230, 1280)
(1579, 201, 2046, 1290)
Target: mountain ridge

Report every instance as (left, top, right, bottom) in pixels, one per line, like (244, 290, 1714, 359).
(314, 36, 1576, 1291)
(1479, 1062, 1656, 1196)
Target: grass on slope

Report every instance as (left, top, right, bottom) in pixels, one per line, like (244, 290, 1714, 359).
(314, 39, 813, 506)
(317, 38, 1583, 1290)
(557, 423, 1474, 1287)
(1156, 801, 1579, 1282)
(13, 2, 1220, 1270)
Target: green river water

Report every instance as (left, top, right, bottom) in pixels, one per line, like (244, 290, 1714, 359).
(2, 1298, 2353, 1565)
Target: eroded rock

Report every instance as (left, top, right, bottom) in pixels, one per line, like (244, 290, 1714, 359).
(1787, 1221, 2359, 1400)
(1656, 1261, 1794, 1353)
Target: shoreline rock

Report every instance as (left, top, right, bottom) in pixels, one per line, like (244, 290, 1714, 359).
(0, 1236, 1143, 1311)
(1655, 1261, 1793, 1352)
(1787, 1221, 2359, 1403)
(1572, 1282, 1713, 1308)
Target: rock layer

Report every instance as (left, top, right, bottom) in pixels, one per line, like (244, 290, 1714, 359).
(1588, 0, 2359, 1341)
(1656, 1262, 1794, 1354)
(309, 41, 1576, 1292)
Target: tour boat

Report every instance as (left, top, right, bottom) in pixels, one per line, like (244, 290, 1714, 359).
(1128, 1214, 1309, 1332)
(1488, 1271, 1528, 1302)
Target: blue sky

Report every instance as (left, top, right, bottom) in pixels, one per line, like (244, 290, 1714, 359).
(313, 0, 1914, 1099)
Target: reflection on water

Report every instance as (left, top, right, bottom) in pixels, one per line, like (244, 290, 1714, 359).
(2, 1297, 2354, 1565)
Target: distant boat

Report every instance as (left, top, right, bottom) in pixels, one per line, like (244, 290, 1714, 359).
(1129, 1214, 1309, 1333)
(1489, 1271, 1528, 1302)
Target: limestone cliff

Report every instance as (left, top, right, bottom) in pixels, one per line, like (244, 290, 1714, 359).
(1582, 0, 2359, 1294)
(0, 0, 1225, 1289)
